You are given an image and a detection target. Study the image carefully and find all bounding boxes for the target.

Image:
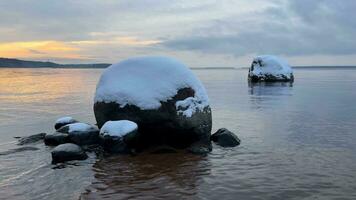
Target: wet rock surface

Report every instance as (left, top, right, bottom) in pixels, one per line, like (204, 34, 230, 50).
(57, 123, 99, 145)
(17, 133, 46, 145)
(44, 132, 69, 146)
(94, 88, 212, 151)
(51, 143, 88, 164)
(211, 128, 241, 147)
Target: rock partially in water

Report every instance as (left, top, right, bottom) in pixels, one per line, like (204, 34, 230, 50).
(93, 56, 212, 151)
(187, 141, 212, 155)
(211, 128, 241, 147)
(54, 116, 78, 130)
(57, 123, 99, 145)
(17, 133, 46, 145)
(99, 120, 138, 153)
(248, 55, 294, 82)
(51, 143, 88, 164)
(44, 132, 69, 146)
(0, 146, 39, 156)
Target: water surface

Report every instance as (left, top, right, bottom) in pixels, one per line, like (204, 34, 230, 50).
(0, 68, 356, 200)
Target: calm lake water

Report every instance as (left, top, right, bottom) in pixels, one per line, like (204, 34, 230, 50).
(0, 68, 356, 200)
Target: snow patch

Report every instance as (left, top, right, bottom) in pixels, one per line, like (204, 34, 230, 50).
(176, 97, 208, 117)
(53, 143, 82, 152)
(68, 123, 98, 134)
(94, 56, 209, 113)
(249, 55, 293, 78)
(55, 116, 75, 124)
(100, 120, 138, 137)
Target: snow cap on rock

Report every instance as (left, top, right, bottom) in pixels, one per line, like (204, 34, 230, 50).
(94, 56, 209, 115)
(100, 120, 138, 137)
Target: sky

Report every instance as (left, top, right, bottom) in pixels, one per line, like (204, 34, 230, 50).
(1, 0, 356, 67)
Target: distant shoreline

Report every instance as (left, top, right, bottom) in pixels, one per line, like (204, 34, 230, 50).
(1, 57, 356, 69)
(0, 57, 110, 69)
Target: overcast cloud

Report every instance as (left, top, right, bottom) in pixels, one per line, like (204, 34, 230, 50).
(0, 0, 355, 67)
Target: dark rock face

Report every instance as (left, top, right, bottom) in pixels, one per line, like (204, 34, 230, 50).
(100, 130, 138, 154)
(51, 143, 88, 164)
(187, 141, 212, 155)
(17, 133, 46, 145)
(44, 132, 69, 146)
(94, 88, 212, 151)
(248, 73, 294, 83)
(57, 124, 99, 146)
(54, 118, 78, 130)
(211, 128, 241, 147)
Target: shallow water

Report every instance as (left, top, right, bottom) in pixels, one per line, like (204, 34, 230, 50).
(0, 68, 356, 200)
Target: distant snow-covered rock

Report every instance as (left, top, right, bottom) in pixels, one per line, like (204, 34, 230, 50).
(248, 55, 294, 82)
(94, 56, 212, 153)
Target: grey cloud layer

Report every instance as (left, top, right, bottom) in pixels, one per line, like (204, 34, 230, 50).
(161, 0, 356, 56)
(0, 0, 355, 64)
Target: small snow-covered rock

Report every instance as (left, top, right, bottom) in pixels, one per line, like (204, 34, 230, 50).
(99, 120, 138, 153)
(44, 132, 69, 146)
(54, 116, 78, 130)
(248, 55, 294, 82)
(94, 56, 212, 151)
(57, 123, 99, 145)
(51, 143, 88, 164)
(100, 120, 138, 137)
(211, 128, 241, 147)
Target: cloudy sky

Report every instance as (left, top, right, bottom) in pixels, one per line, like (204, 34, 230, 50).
(0, 0, 355, 67)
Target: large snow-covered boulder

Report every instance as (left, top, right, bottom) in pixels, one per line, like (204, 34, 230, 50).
(248, 55, 294, 82)
(99, 120, 138, 153)
(94, 56, 212, 153)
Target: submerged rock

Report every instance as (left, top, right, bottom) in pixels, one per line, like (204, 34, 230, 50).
(44, 132, 69, 146)
(0, 146, 39, 156)
(51, 143, 88, 164)
(99, 120, 138, 153)
(54, 116, 78, 130)
(248, 55, 294, 82)
(187, 141, 212, 155)
(57, 123, 99, 145)
(94, 56, 212, 151)
(211, 128, 241, 147)
(17, 133, 46, 145)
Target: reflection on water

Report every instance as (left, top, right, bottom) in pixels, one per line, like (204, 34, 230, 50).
(82, 153, 211, 199)
(248, 82, 293, 111)
(248, 81, 293, 96)
(0, 69, 86, 103)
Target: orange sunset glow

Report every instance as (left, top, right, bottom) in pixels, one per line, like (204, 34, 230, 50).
(0, 37, 161, 61)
